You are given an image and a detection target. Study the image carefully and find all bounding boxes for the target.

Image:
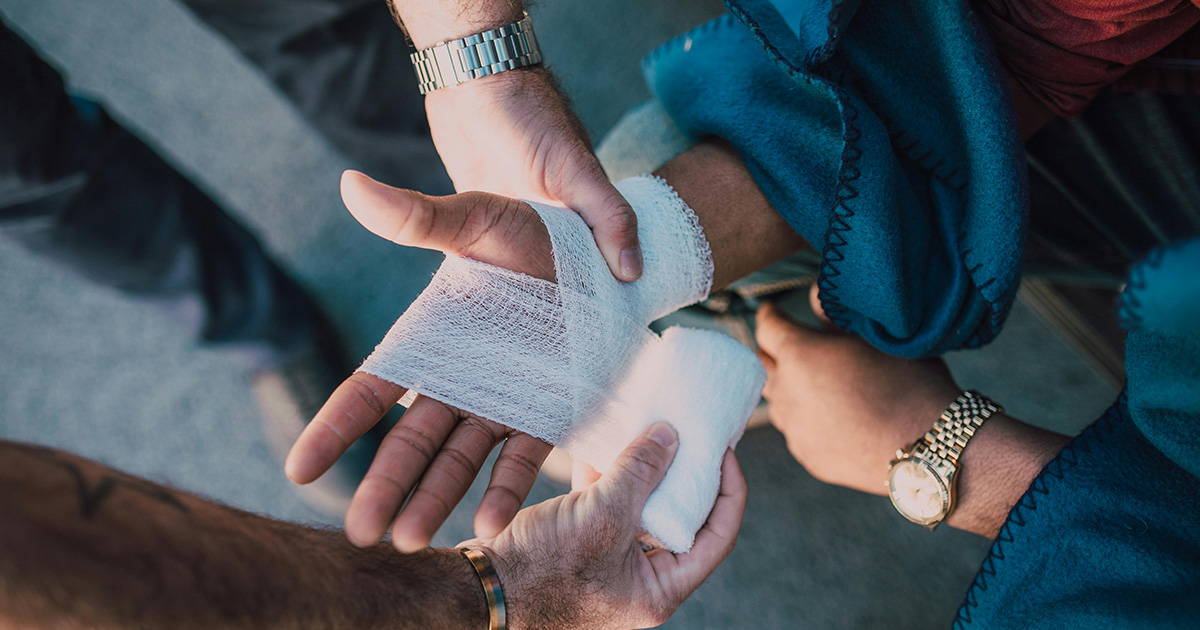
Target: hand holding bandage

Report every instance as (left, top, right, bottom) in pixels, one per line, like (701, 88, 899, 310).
(288, 172, 764, 552)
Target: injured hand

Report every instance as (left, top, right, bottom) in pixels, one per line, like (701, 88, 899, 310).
(361, 176, 764, 552)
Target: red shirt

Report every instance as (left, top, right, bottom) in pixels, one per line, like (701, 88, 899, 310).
(974, 0, 1200, 116)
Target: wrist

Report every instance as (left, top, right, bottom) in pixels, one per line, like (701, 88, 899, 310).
(653, 142, 808, 290)
(425, 64, 552, 102)
(392, 0, 526, 50)
(351, 546, 488, 630)
(943, 413, 1069, 538)
(475, 543, 530, 630)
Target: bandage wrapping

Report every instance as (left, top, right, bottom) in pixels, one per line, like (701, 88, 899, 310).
(360, 176, 765, 552)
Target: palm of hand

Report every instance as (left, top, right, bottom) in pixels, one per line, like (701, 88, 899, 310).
(287, 171, 559, 551)
(464, 442, 745, 630)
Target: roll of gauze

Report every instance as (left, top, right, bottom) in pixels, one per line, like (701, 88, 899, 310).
(359, 175, 766, 552)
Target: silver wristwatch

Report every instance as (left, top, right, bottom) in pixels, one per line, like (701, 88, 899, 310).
(886, 391, 1002, 530)
(409, 13, 542, 95)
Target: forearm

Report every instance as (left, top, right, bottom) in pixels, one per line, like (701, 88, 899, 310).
(0, 441, 485, 630)
(943, 413, 1069, 538)
(655, 142, 809, 290)
(387, 0, 524, 49)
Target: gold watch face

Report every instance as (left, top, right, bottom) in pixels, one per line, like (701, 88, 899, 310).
(888, 457, 950, 525)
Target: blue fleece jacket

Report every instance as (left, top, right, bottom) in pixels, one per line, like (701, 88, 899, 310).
(643, 0, 1027, 358)
(955, 239, 1200, 628)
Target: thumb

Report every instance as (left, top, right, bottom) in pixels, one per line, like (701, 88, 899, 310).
(754, 301, 818, 357)
(341, 169, 469, 251)
(341, 170, 556, 281)
(553, 164, 642, 282)
(595, 422, 679, 518)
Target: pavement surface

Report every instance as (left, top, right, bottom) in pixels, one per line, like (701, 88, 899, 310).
(0, 1, 1119, 627)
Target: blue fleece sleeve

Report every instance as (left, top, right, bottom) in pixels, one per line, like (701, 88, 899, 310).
(955, 239, 1200, 629)
(643, 0, 1026, 358)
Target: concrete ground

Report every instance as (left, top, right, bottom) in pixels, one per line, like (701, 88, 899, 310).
(0, 0, 1119, 628)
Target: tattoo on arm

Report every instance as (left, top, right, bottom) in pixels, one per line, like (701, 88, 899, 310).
(8, 442, 188, 517)
(0, 440, 486, 630)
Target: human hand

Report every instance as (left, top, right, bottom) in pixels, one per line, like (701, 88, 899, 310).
(426, 68, 643, 280)
(286, 170, 558, 551)
(467, 423, 746, 630)
(755, 287, 1070, 537)
(753, 287, 961, 495)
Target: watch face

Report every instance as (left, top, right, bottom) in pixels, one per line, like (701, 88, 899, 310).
(888, 458, 950, 525)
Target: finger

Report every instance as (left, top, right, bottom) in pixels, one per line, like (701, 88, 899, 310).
(341, 170, 555, 282)
(571, 459, 602, 493)
(808, 283, 833, 327)
(595, 422, 679, 517)
(651, 449, 746, 591)
(343, 396, 458, 547)
(755, 349, 777, 374)
(285, 372, 404, 484)
(553, 162, 641, 281)
(390, 416, 502, 552)
(473, 433, 554, 538)
(342, 170, 463, 250)
(754, 302, 817, 357)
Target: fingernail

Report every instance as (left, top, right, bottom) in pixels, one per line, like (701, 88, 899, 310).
(648, 422, 677, 448)
(620, 247, 643, 280)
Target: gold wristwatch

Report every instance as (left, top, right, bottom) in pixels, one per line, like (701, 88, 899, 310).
(886, 391, 1002, 530)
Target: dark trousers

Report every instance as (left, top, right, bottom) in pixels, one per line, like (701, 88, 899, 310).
(0, 19, 315, 357)
(1, 3, 443, 358)
(181, 0, 450, 191)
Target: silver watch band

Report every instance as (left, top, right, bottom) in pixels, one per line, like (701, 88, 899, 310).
(409, 13, 542, 95)
(914, 391, 1002, 467)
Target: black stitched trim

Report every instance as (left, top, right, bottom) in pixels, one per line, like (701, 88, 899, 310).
(656, 0, 1013, 346)
(823, 64, 969, 194)
(823, 36, 1012, 348)
(807, 0, 849, 69)
(707, 1, 864, 331)
(952, 393, 1127, 628)
(641, 13, 733, 68)
(718, 2, 826, 89)
(815, 88, 862, 331)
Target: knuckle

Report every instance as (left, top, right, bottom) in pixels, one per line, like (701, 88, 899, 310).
(407, 486, 455, 518)
(494, 449, 542, 479)
(383, 424, 439, 462)
(482, 482, 524, 510)
(447, 192, 499, 255)
(393, 195, 436, 243)
(362, 471, 409, 495)
(461, 413, 507, 440)
(346, 374, 390, 417)
(438, 445, 482, 481)
(312, 417, 350, 448)
(602, 206, 639, 241)
(620, 448, 667, 486)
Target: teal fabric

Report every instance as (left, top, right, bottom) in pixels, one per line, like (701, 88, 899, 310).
(642, 0, 1027, 358)
(955, 239, 1200, 629)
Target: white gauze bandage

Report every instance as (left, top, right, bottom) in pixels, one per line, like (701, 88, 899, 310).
(360, 175, 765, 552)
